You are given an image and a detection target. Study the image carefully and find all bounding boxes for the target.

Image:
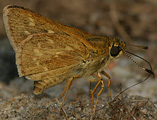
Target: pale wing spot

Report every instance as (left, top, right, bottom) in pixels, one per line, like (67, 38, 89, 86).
(23, 35, 33, 41)
(33, 58, 40, 66)
(28, 14, 32, 17)
(28, 17, 35, 26)
(73, 44, 80, 49)
(65, 46, 73, 51)
(47, 38, 54, 44)
(48, 30, 54, 33)
(29, 22, 35, 26)
(33, 58, 37, 61)
(29, 17, 34, 22)
(43, 67, 48, 71)
(36, 62, 39, 66)
(56, 51, 63, 54)
(24, 31, 31, 35)
(34, 49, 42, 56)
(54, 54, 59, 57)
(54, 51, 63, 57)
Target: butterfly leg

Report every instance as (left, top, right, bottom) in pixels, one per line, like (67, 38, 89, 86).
(57, 83, 68, 101)
(89, 82, 93, 110)
(60, 75, 79, 113)
(89, 82, 92, 98)
(91, 80, 100, 109)
(91, 73, 104, 116)
(100, 71, 112, 100)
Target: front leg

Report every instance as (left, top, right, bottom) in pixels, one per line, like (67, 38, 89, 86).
(100, 71, 112, 100)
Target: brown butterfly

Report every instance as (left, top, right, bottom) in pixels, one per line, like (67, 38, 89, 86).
(3, 5, 154, 115)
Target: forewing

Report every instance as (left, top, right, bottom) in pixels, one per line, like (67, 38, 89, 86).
(3, 5, 96, 53)
(3, 5, 65, 52)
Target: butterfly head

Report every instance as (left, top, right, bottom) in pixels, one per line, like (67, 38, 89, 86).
(109, 38, 126, 59)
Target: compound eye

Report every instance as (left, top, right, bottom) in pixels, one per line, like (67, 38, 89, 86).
(110, 46, 121, 57)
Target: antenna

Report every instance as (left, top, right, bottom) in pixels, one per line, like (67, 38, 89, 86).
(112, 50, 154, 101)
(126, 44, 148, 49)
(125, 51, 154, 76)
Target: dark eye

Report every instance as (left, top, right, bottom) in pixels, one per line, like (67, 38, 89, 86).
(110, 46, 121, 57)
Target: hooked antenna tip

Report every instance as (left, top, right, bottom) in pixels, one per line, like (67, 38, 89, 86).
(145, 68, 155, 78)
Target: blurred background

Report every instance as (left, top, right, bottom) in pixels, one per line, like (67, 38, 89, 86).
(0, 0, 156, 101)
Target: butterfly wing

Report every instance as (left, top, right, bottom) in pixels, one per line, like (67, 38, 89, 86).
(17, 33, 90, 94)
(16, 33, 89, 77)
(3, 5, 98, 94)
(3, 5, 63, 52)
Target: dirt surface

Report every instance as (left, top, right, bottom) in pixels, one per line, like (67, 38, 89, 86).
(0, 94, 156, 120)
(0, 0, 156, 119)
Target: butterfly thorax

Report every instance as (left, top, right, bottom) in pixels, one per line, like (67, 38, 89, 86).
(73, 36, 126, 77)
